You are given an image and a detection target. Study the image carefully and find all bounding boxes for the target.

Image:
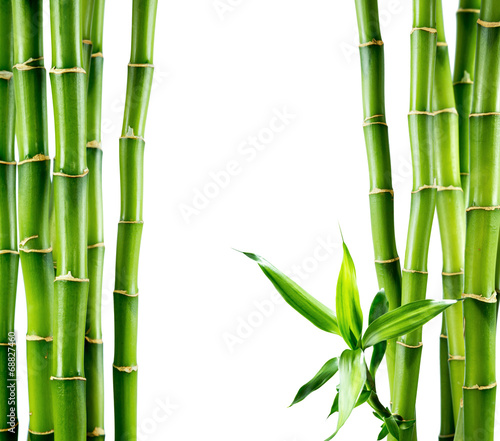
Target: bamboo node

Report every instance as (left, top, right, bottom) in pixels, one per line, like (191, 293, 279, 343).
(396, 341, 423, 349)
(374, 257, 399, 264)
(363, 121, 388, 127)
(439, 435, 455, 439)
(466, 205, 500, 212)
(470, 112, 500, 118)
(0, 159, 16, 165)
(359, 39, 384, 48)
(463, 382, 497, 390)
(85, 336, 103, 344)
(440, 334, 448, 339)
(364, 114, 384, 121)
(55, 271, 90, 283)
(460, 172, 470, 176)
(91, 52, 104, 58)
(0, 250, 19, 255)
(86, 140, 102, 149)
(119, 220, 144, 224)
(437, 185, 462, 192)
(113, 364, 138, 373)
(462, 292, 497, 303)
(13, 56, 45, 71)
(53, 168, 89, 178)
(128, 63, 154, 68)
(411, 184, 437, 193)
(477, 19, 500, 28)
(20, 247, 52, 254)
(0, 71, 13, 80)
(457, 8, 480, 13)
(411, 27, 437, 34)
(453, 80, 474, 85)
(403, 268, 428, 275)
(88, 427, 105, 437)
(448, 355, 465, 361)
(0, 422, 19, 432)
(28, 429, 55, 435)
(114, 290, 139, 298)
(18, 154, 51, 165)
(49, 67, 86, 75)
(436, 42, 448, 47)
(433, 108, 458, 116)
(120, 134, 146, 141)
(50, 376, 86, 381)
(26, 335, 53, 342)
(0, 342, 15, 346)
(369, 188, 394, 196)
(442, 271, 464, 276)
(408, 110, 434, 116)
(82, 39, 92, 45)
(87, 243, 105, 249)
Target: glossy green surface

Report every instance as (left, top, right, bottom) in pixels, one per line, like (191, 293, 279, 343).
(0, 1, 18, 438)
(353, 0, 401, 399)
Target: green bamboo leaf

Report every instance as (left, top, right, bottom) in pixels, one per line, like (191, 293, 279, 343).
(290, 358, 339, 407)
(336, 242, 363, 349)
(377, 424, 389, 440)
(239, 251, 340, 335)
(385, 417, 399, 440)
(325, 349, 366, 440)
(362, 299, 458, 349)
(369, 290, 389, 376)
(328, 389, 370, 418)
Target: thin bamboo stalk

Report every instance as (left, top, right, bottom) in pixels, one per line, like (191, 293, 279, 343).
(49, 0, 89, 439)
(391, 1, 437, 439)
(113, 1, 158, 439)
(85, 0, 105, 439)
(82, 0, 96, 83)
(0, 1, 18, 439)
(463, 2, 500, 440)
(11, 1, 54, 440)
(433, 0, 465, 426)
(453, 0, 480, 198)
(439, 324, 455, 441)
(353, 0, 402, 399)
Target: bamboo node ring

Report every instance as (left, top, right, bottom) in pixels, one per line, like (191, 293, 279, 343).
(82, 39, 92, 45)
(53, 168, 89, 178)
(412, 184, 437, 193)
(20, 247, 52, 254)
(440, 334, 448, 339)
(363, 121, 388, 127)
(119, 220, 144, 224)
(91, 52, 104, 58)
(369, 188, 394, 196)
(470, 112, 500, 117)
(374, 257, 399, 264)
(87, 243, 105, 249)
(0, 159, 16, 165)
(19, 235, 38, 247)
(359, 39, 384, 48)
(88, 427, 105, 437)
(463, 382, 497, 390)
(0, 71, 13, 80)
(437, 185, 462, 192)
(50, 376, 86, 381)
(86, 140, 102, 149)
(113, 364, 138, 373)
(466, 205, 500, 212)
(55, 272, 90, 283)
(403, 268, 428, 274)
(0, 422, 19, 432)
(396, 341, 423, 349)
(113, 290, 139, 298)
(49, 67, 86, 75)
(13, 56, 45, 71)
(436, 42, 448, 47)
(26, 335, 53, 342)
(448, 355, 465, 361)
(18, 154, 51, 165)
(128, 63, 154, 68)
(364, 114, 384, 121)
(85, 336, 103, 344)
(411, 27, 437, 34)
(442, 271, 464, 276)
(433, 108, 458, 115)
(478, 19, 500, 28)
(462, 292, 497, 303)
(457, 9, 480, 13)
(0, 250, 19, 255)
(28, 429, 54, 435)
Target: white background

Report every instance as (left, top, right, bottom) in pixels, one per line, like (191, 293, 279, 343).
(11, 0, 497, 440)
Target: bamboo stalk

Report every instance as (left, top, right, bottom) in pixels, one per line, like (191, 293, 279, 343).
(11, 1, 55, 440)
(439, 324, 455, 441)
(85, 0, 105, 439)
(353, 0, 402, 399)
(48, 1, 89, 439)
(463, 2, 500, 440)
(113, 1, 158, 438)
(391, 1, 437, 439)
(0, 1, 18, 439)
(433, 0, 465, 426)
(453, 0, 480, 198)
(82, 0, 96, 83)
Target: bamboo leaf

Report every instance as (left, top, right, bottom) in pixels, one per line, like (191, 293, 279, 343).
(328, 389, 370, 418)
(325, 349, 366, 440)
(336, 242, 363, 349)
(239, 251, 340, 335)
(377, 424, 389, 440)
(385, 417, 399, 440)
(290, 358, 339, 407)
(368, 290, 389, 376)
(362, 299, 458, 349)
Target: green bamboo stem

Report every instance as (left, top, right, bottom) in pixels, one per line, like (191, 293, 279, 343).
(463, 3, 500, 440)
(453, 0, 480, 198)
(12, 1, 55, 440)
(353, 0, 402, 400)
(433, 0, 465, 426)
(82, 0, 96, 84)
(49, 1, 89, 440)
(85, 0, 105, 439)
(391, 1, 437, 440)
(0, 1, 18, 439)
(439, 323, 455, 441)
(113, 1, 158, 439)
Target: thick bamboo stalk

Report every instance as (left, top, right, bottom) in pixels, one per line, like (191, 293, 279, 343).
(391, 1, 437, 439)
(433, 0, 465, 426)
(113, 1, 158, 439)
(85, 0, 105, 439)
(463, 3, 500, 440)
(453, 0, 480, 198)
(11, 1, 54, 440)
(49, 1, 89, 440)
(439, 324, 455, 441)
(0, 1, 18, 439)
(353, 0, 402, 399)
